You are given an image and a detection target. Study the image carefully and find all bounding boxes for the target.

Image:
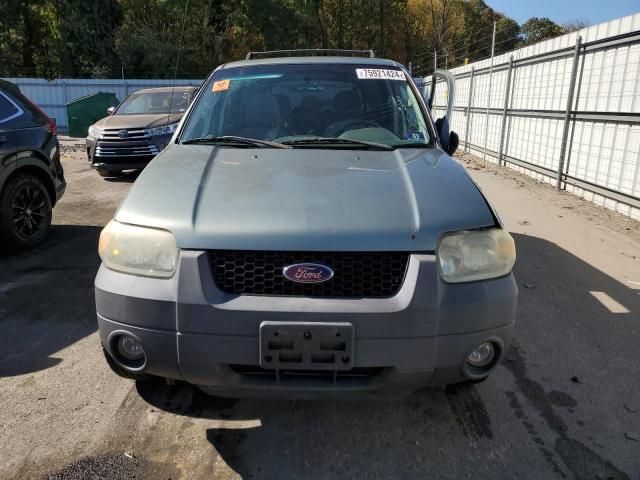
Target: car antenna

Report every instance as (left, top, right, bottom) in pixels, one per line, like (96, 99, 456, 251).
(168, 0, 190, 125)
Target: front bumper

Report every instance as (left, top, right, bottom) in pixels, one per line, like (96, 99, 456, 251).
(95, 251, 518, 398)
(86, 133, 171, 171)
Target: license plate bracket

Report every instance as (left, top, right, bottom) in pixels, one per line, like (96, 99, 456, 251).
(259, 322, 354, 370)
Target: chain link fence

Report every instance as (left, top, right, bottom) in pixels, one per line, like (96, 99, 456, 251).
(429, 14, 640, 221)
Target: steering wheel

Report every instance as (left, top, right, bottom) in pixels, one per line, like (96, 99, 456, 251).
(326, 119, 382, 137)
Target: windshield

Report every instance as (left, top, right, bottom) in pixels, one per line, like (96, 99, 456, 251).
(180, 63, 432, 148)
(116, 91, 192, 115)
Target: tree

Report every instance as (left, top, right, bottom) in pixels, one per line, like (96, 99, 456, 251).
(563, 19, 590, 33)
(0, 0, 577, 79)
(520, 17, 565, 45)
(0, 0, 59, 78)
(55, 0, 123, 77)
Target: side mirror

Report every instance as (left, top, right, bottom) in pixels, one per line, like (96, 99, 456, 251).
(447, 131, 459, 156)
(107, 106, 115, 115)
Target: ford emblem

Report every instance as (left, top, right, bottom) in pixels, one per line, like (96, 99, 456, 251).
(117, 129, 129, 138)
(283, 263, 334, 284)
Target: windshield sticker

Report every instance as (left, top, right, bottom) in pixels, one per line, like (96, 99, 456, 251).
(212, 79, 230, 92)
(356, 68, 405, 81)
(405, 131, 425, 141)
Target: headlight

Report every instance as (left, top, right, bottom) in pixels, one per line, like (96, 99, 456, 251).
(437, 228, 515, 283)
(146, 123, 179, 137)
(98, 220, 178, 278)
(88, 125, 103, 138)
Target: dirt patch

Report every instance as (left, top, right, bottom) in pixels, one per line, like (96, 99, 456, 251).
(44, 453, 179, 480)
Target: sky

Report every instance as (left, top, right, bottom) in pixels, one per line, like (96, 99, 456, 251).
(486, 0, 639, 26)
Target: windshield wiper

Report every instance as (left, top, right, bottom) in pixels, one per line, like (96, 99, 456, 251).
(181, 135, 289, 148)
(393, 141, 431, 148)
(282, 137, 394, 150)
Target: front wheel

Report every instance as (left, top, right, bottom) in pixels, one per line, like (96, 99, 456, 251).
(0, 173, 52, 248)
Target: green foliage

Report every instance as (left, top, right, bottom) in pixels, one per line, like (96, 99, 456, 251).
(521, 17, 566, 45)
(0, 0, 581, 79)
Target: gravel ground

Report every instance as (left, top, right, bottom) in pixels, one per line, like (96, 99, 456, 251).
(0, 139, 638, 480)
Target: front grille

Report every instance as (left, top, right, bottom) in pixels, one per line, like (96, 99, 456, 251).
(229, 365, 385, 381)
(95, 142, 159, 157)
(100, 128, 150, 141)
(208, 250, 409, 298)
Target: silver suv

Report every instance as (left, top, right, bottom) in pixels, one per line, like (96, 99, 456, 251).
(96, 51, 517, 398)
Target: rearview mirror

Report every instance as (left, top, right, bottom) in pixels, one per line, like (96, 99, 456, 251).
(447, 131, 459, 156)
(107, 106, 115, 115)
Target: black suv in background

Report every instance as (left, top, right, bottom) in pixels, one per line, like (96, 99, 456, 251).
(0, 80, 66, 248)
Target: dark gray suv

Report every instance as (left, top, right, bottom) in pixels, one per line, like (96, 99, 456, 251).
(96, 51, 517, 399)
(0, 80, 65, 248)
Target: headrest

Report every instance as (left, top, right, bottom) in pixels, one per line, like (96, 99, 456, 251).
(244, 94, 281, 126)
(333, 90, 361, 111)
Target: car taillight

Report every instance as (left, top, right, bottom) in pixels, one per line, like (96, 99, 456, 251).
(46, 117, 57, 136)
(22, 96, 57, 136)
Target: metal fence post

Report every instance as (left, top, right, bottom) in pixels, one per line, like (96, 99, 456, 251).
(482, 21, 497, 165)
(557, 36, 582, 190)
(61, 79, 68, 105)
(463, 67, 475, 153)
(498, 56, 514, 167)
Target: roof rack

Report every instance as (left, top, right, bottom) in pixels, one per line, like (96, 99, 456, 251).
(245, 49, 375, 60)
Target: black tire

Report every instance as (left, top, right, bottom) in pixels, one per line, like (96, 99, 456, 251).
(444, 377, 487, 394)
(0, 173, 52, 248)
(102, 347, 153, 382)
(97, 168, 123, 178)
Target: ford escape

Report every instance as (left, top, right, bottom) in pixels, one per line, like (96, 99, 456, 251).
(96, 50, 517, 398)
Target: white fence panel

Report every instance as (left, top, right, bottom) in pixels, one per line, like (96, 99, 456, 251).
(428, 13, 640, 220)
(1, 78, 203, 130)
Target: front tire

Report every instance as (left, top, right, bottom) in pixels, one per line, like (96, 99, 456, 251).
(0, 173, 52, 248)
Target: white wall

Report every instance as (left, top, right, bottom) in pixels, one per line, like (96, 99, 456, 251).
(1, 78, 203, 131)
(430, 13, 640, 220)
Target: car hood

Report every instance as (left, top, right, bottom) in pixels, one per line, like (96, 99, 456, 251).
(93, 113, 184, 130)
(115, 145, 496, 251)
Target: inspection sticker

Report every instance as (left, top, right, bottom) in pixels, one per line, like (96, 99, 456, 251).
(356, 68, 405, 80)
(212, 79, 230, 92)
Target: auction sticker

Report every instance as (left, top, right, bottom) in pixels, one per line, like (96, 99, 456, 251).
(356, 69, 405, 80)
(212, 79, 230, 92)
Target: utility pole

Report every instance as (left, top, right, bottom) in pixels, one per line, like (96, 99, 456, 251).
(482, 21, 496, 166)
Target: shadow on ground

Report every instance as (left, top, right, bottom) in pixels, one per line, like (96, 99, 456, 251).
(1, 225, 637, 478)
(103, 170, 141, 184)
(132, 234, 637, 479)
(0, 225, 101, 377)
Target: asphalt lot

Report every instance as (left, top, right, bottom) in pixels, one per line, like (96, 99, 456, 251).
(1, 138, 639, 480)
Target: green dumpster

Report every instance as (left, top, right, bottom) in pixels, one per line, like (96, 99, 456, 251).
(66, 92, 120, 138)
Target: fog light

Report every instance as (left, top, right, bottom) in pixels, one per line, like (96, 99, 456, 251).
(467, 342, 495, 367)
(116, 335, 144, 361)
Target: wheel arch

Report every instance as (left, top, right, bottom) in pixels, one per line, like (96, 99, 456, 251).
(1, 152, 57, 207)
